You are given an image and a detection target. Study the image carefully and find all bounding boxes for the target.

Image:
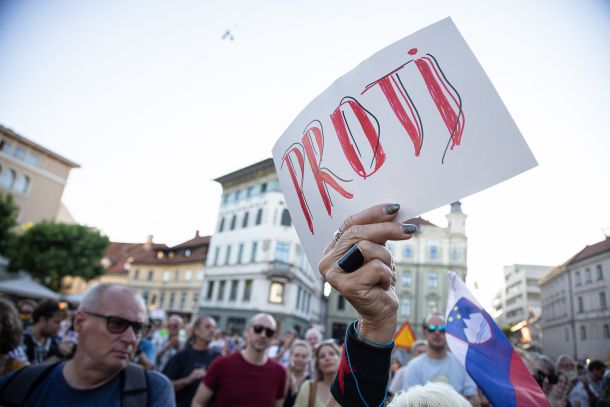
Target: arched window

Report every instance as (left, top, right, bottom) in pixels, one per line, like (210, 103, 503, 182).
(280, 209, 291, 226)
(0, 168, 16, 189)
(14, 175, 30, 194)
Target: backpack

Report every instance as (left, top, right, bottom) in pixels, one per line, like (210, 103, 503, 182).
(0, 362, 150, 407)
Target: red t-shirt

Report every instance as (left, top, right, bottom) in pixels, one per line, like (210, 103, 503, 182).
(203, 351, 287, 406)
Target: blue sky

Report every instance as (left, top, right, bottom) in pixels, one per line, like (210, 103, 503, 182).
(1, 0, 609, 304)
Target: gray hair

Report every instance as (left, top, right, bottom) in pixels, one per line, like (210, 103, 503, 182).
(79, 283, 145, 315)
(389, 382, 471, 407)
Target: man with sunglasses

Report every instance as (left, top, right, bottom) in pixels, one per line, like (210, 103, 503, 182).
(192, 313, 287, 406)
(397, 313, 479, 405)
(0, 283, 175, 406)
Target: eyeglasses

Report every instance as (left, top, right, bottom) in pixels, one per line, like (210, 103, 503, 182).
(85, 311, 151, 337)
(252, 324, 275, 338)
(533, 370, 558, 386)
(425, 324, 446, 333)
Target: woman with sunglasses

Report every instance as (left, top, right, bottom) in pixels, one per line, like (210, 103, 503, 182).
(283, 340, 312, 407)
(294, 340, 341, 407)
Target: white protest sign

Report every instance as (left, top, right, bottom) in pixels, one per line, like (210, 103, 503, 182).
(272, 17, 537, 268)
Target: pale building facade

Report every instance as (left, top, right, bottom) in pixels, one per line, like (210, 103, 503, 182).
(325, 202, 468, 340)
(128, 233, 209, 321)
(541, 236, 610, 361)
(199, 158, 322, 336)
(0, 125, 79, 225)
(493, 264, 553, 327)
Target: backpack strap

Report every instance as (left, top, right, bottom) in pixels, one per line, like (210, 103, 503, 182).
(0, 362, 59, 406)
(120, 363, 149, 407)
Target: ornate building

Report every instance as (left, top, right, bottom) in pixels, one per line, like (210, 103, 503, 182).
(198, 158, 323, 336)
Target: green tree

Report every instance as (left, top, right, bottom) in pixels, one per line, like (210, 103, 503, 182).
(0, 193, 18, 256)
(8, 221, 110, 292)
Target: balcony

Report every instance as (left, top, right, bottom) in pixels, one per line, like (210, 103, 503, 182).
(262, 260, 302, 282)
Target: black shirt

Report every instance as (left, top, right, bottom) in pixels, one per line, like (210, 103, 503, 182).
(162, 346, 220, 407)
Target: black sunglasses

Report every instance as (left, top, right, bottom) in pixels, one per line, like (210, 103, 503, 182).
(252, 324, 275, 338)
(85, 311, 151, 337)
(426, 324, 446, 333)
(534, 370, 558, 386)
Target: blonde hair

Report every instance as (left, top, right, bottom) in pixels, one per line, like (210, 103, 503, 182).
(314, 341, 341, 381)
(389, 382, 471, 407)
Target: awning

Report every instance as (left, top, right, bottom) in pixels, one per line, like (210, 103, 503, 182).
(0, 277, 60, 300)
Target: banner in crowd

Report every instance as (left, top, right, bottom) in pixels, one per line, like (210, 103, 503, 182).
(272, 17, 537, 267)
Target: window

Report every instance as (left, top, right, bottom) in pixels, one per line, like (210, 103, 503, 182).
(142, 291, 149, 304)
(147, 270, 154, 281)
(229, 280, 239, 301)
(237, 243, 244, 264)
(564, 327, 569, 342)
(585, 268, 592, 284)
(133, 269, 140, 280)
(163, 270, 170, 282)
(451, 247, 459, 261)
(276, 242, 290, 263)
(225, 245, 232, 265)
(296, 286, 302, 310)
(577, 296, 584, 313)
(604, 324, 610, 339)
(280, 209, 292, 226)
(580, 325, 586, 341)
(575, 271, 581, 286)
(222, 194, 229, 205)
(246, 186, 253, 198)
(400, 298, 411, 316)
(428, 272, 438, 288)
(251, 241, 258, 263)
(0, 168, 16, 189)
(213, 247, 220, 266)
(184, 269, 192, 281)
(600, 291, 607, 309)
(242, 212, 249, 228)
(269, 282, 284, 304)
(25, 152, 39, 166)
(255, 208, 263, 225)
(206, 281, 215, 300)
(193, 292, 199, 306)
(0, 139, 12, 153)
(230, 215, 237, 231)
(261, 182, 267, 193)
(159, 292, 166, 307)
(174, 270, 180, 281)
(169, 292, 176, 308)
(13, 175, 30, 194)
(429, 245, 439, 260)
(217, 280, 226, 301)
(12, 146, 26, 160)
(197, 269, 204, 281)
(243, 279, 253, 302)
(403, 246, 412, 258)
(402, 271, 412, 287)
(306, 293, 311, 313)
(337, 295, 346, 311)
(597, 265, 604, 281)
(180, 292, 187, 309)
(428, 299, 438, 313)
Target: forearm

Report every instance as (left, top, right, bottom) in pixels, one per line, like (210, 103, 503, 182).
(172, 376, 196, 392)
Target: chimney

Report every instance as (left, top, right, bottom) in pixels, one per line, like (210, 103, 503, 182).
(195, 230, 200, 238)
(144, 234, 153, 250)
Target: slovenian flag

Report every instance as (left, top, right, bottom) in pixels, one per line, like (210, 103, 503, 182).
(445, 272, 549, 407)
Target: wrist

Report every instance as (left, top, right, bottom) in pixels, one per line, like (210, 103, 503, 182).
(358, 316, 396, 345)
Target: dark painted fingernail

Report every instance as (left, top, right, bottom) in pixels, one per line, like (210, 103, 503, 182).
(385, 204, 400, 215)
(402, 223, 418, 234)
(337, 244, 365, 273)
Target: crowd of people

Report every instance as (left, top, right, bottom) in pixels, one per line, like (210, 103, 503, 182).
(0, 203, 608, 406)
